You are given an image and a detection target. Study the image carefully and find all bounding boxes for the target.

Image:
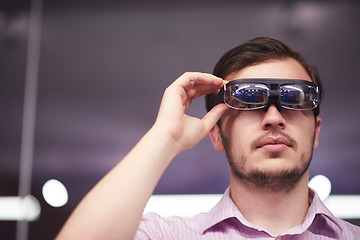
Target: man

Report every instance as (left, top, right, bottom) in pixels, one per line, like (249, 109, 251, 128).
(57, 37, 360, 239)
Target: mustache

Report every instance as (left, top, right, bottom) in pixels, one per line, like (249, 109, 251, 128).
(250, 130, 297, 151)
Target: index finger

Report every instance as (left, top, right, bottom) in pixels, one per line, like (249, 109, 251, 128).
(175, 72, 224, 92)
(175, 72, 227, 100)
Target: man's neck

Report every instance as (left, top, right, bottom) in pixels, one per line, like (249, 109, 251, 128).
(229, 172, 310, 236)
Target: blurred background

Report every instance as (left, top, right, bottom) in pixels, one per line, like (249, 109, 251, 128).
(1, 0, 360, 239)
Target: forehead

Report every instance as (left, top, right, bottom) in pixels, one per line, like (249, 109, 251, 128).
(226, 58, 311, 82)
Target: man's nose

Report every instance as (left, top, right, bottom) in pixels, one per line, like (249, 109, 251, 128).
(261, 104, 286, 130)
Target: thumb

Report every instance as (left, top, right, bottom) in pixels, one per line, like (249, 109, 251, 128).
(201, 103, 229, 134)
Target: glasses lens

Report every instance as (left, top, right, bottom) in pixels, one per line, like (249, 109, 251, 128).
(225, 84, 269, 109)
(280, 84, 319, 110)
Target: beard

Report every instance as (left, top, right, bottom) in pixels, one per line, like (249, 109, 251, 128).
(221, 129, 316, 193)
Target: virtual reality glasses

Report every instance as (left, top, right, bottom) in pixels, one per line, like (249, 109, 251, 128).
(213, 79, 320, 116)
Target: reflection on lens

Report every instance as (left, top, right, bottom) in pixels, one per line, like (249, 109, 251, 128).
(280, 85, 319, 109)
(280, 88, 304, 105)
(226, 84, 268, 109)
(233, 89, 266, 104)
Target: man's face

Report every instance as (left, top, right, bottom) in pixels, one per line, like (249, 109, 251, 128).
(210, 58, 322, 192)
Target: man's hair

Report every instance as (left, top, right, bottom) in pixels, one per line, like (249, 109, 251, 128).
(205, 37, 323, 112)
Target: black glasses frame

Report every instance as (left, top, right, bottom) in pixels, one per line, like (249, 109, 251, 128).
(213, 78, 320, 116)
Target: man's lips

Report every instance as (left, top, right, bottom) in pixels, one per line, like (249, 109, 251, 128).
(256, 137, 292, 152)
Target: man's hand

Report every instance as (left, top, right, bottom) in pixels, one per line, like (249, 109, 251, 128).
(56, 72, 229, 240)
(153, 72, 229, 153)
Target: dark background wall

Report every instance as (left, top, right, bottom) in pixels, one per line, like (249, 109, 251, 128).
(1, 0, 360, 239)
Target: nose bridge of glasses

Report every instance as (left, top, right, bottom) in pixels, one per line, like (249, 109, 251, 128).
(268, 88, 280, 97)
(263, 95, 282, 113)
(263, 82, 281, 113)
(264, 82, 282, 112)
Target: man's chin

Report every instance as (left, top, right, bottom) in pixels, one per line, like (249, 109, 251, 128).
(232, 167, 306, 193)
(249, 157, 297, 173)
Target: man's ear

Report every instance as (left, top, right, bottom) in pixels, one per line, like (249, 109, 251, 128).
(209, 124, 225, 152)
(313, 116, 322, 150)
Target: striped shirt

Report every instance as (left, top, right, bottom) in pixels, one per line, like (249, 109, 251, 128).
(135, 187, 360, 239)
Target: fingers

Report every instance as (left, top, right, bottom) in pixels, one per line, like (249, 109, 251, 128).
(159, 72, 225, 117)
(155, 72, 229, 152)
(177, 72, 223, 88)
(173, 72, 225, 99)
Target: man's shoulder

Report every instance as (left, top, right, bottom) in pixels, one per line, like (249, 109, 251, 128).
(135, 212, 208, 239)
(323, 215, 360, 238)
(336, 218, 360, 237)
(141, 211, 207, 226)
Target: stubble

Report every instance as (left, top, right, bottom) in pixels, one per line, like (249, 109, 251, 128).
(221, 129, 315, 193)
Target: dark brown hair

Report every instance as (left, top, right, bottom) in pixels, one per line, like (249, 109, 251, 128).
(205, 37, 323, 112)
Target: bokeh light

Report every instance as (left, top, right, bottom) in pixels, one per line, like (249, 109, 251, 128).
(42, 179, 68, 207)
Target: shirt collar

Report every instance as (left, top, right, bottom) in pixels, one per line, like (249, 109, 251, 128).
(200, 187, 241, 234)
(201, 187, 343, 235)
(304, 188, 343, 233)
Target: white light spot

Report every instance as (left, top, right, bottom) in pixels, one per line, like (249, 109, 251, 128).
(0, 195, 41, 221)
(308, 174, 332, 201)
(42, 179, 68, 207)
